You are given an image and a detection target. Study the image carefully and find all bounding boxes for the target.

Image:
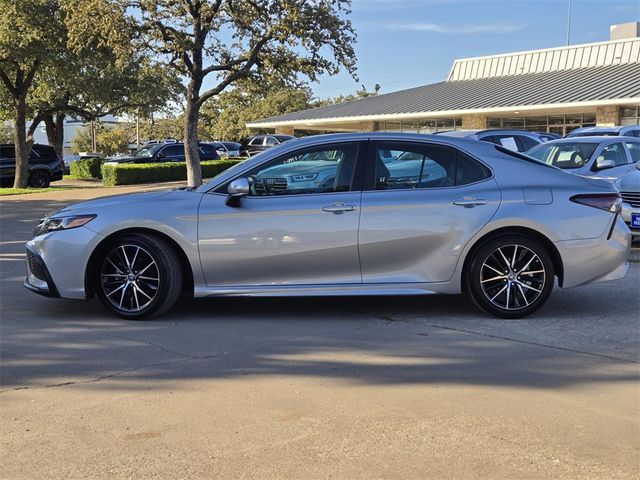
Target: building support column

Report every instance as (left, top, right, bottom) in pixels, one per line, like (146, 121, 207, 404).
(357, 121, 379, 132)
(461, 115, 488, 130)
(275, 126, 295, 135)
(596, 106, 621, 126)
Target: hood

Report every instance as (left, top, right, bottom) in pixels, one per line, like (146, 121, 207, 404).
(615, 170, 640, 193)
(55, 190, 176, 216)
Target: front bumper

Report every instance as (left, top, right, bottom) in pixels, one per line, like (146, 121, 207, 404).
(555, 215, 631, 288)
(24, 246, 60, 297)
(24, 226, 104, 299)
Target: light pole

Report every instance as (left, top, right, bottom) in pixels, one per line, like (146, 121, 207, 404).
(566, 0, 572, 46)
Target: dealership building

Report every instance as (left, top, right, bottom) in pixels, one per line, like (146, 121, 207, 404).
(247, 22, 640, 137)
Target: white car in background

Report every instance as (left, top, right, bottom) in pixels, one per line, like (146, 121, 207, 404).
(209, 141, 241, 158)
(616, 163, 640, 239)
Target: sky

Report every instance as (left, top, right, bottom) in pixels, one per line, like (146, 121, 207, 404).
(310, 0, 640, 99)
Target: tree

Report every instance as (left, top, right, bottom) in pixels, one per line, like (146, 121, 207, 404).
(0, 0, 65, 188)
(130, 0, 357, 187)
(0, 0, 180, 187)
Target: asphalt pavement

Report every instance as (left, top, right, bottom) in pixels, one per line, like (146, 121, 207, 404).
(1, 185, 639, 479)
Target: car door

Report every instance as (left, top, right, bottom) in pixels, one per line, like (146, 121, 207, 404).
(248, 136, 265, 155)
(198, 141, 365, 287)
(358, 140, 500, 284)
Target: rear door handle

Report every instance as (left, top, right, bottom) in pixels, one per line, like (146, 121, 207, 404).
(322, 203, 357, 213)
(453, 198, 488, 208)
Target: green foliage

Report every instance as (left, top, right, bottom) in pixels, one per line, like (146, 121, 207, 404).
(70, 128, 92, 153)
(138, 116, 184, 143)
(96, 127, 130, 156)
(70, 157, 104, 179)
(201, 81, 314, 141)
(101, 159, 244, 186)
(0, 122, 13, 142)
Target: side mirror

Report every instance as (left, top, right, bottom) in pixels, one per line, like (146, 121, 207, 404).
(156, 152, 165, 159)
(225, 177, 250, 207)
(595, 157, 615, 170)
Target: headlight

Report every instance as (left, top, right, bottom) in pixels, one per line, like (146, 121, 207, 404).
(33, 214, 96, 237)
(290, 173, 318, 182)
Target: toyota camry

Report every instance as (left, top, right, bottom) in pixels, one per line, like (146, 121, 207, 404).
(25, 133, 631, 319)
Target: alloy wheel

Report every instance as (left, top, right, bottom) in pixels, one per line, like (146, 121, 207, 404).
(479, 244, 546, 311)
(100, 244, 160, 313)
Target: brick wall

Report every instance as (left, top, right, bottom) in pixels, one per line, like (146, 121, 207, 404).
(596, 106, 621, 126)
(461, 115, 488, 130)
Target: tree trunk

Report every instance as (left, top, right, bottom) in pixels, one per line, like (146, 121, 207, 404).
(44, 111, 65, 158)
(184, 81, 202, 187)
(13, 96, 30, 189)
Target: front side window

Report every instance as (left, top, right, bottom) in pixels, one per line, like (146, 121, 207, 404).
(596, 143, 628, 167)
(374, 142, 490, 190)
(160, 145, 184, 157)
(527, 142, 598, 169)
(245, 143, 359, 196)
(249, 136, 264, 146)
(199, 144, 217, 156)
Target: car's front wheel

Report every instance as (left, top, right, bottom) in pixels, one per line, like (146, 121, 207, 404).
(466, 235, 554, 319)
(95, 234, 182, 319)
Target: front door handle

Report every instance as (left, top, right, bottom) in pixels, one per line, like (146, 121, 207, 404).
(322, 203, 357, 214)
(453, 198, 488, 208)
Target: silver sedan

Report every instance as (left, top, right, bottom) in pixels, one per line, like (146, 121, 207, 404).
(24, 133, 631, 319)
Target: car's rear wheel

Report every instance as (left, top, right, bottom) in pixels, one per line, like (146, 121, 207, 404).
(466, 235, 554, 319)
(95, 234, 182, 319)
(28, 170, 50, 188)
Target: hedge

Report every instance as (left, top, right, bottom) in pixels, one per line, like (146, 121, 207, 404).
(70, 157, 104, 179)
(101, 159, 245, 186)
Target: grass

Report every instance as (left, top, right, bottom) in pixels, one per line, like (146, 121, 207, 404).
(0, 186, 70, 196)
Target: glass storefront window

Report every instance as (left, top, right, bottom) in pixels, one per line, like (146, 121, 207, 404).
(502, 117, 524, 128)
(621, 107, 639, 126)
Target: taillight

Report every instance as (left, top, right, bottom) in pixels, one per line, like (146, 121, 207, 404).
(570, 193, 621, 213)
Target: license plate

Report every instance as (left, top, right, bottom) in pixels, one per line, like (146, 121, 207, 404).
(632, 213, 640, 229)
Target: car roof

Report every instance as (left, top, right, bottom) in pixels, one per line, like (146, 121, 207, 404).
(569, 126, 625, 134)
(535, 136, 640, 145)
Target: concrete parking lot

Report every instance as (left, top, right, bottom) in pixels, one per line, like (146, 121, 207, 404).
(1, 185, 639, 479)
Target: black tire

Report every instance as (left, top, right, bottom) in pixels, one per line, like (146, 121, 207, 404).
(28, 170, 50, 188)
(95, 234, 182, 320)
(465, 234, 554, 319)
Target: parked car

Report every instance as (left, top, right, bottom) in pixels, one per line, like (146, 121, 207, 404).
(437, 129, 545, 152)
(616, 163, 640, 239)
(25, 133, 630, 320)
(63, 154, 81, 173)
(566, 125, 640, 138)
(526, 137, 639, 179)
(207, 141, 241, 158)
(0, 143, 64, 187)
(103, 142, 219, 164)
(537, 132, 562, 142)
(240, 134, 296, 156)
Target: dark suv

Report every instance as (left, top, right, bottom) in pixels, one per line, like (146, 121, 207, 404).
(104, 142, 220, 164)
(240, 134, 296, 156)
(0, 144, 64, 188)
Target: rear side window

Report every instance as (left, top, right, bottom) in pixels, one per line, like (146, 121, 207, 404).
(493, 135, 520, 152)
(265, 136, 278, 146)
(374, 142, 490, 190)
(199, 144, 217, 156)
(518, 135, 539, 151)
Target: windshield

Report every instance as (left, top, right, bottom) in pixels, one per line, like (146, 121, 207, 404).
(134, 144, 163, 157)
(526, 142, 599, 169)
